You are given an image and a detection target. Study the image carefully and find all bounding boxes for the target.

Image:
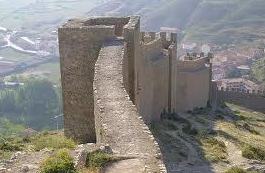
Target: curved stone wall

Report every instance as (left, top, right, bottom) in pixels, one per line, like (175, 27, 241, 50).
(94, 38, 166, 172)
(58, 26, 115, 143)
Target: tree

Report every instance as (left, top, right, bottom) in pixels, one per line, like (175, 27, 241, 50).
(16, 79, 59, 129)
(226, 67, 244, 78)
(0, 78, 61, 130)
(0, 90, 17, 113)
(251, 58, 265, 84)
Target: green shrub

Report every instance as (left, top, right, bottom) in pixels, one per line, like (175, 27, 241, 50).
(86, 150, 113, 168)
(0, 150, 12, 160)
(242, 123, 260, 135)
(0, 137, 24, 151)
(0, 141, 23, 151)
(40, 149, 76, 173)
(225, 167, 258, 173)
(233, 110, 241, 115)
(0, 136, 25, 161)
(225, 167, 247, 173)
(242, 144, 265, 161)
(32, 133, 76, 151)
(237, 114, 247, 121)
(0, 118, 25, 137)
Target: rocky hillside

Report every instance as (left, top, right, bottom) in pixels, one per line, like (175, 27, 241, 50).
(88, 0, 265, 45)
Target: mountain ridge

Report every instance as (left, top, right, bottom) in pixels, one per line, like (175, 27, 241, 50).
(87, 0, 265, 45)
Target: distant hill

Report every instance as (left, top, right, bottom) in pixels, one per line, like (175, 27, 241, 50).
(88, 0, 265, 45)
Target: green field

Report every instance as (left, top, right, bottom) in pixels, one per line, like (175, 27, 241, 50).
(0, 47, 34, 62)
(36, 62, 61, 83)
(21, 61, 61, 84)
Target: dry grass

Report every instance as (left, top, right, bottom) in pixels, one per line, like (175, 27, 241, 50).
(215, 103, 265, 161)
(241, 144, 265, 161)
(0, 150, 12, 160)
(0, 131, 76, 162)
(227, 103, 265, 121)
(31, 132, 76, 151)
(79, 167, 99, 173)
(192, 103, 265, 164)
(198, 136, 227, 162)
(217, 120, 265, 151)
(225, 166, 259, 173)
(227, 103, 265, 136)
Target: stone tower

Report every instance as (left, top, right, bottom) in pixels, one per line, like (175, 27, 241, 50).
(58, 16, 140, 143)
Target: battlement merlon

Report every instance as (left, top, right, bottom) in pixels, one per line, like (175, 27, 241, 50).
(160, 32, 177, 49)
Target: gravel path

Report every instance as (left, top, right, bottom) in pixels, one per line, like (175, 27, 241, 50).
(1, 150, 52, 173)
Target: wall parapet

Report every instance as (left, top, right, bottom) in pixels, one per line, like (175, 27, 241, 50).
(177, 57, 210, 72)
(217, 90, 265, 113)
(142, 38, 162, 55)
(218, 87, 265, 95)
(211, 81, 265, 113)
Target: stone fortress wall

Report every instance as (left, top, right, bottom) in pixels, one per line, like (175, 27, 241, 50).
(135, 31, 211, 122)
(59, 16, 167, 172)
(58, 16, 212, 172)
(58, 24, 116, 143)
(136, 32, 175, 122)
(211, 81, 265, 113)
(175, 55, 211, 112)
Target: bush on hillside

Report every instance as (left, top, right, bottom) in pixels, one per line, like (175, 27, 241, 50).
(251, 58, 265, 84)
(86, 150, 113, 168)
(225, 167, 258, 173)
(0, 78, 61, 130)
(225, 167, 247, 173)
(242, 144, 265, 161)
(40, 149, 76, 173)
(0, 118, 25, 137)
(0, 140, 23, 151)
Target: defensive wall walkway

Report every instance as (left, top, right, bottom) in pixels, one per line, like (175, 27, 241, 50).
(93, 37, 166, 173)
